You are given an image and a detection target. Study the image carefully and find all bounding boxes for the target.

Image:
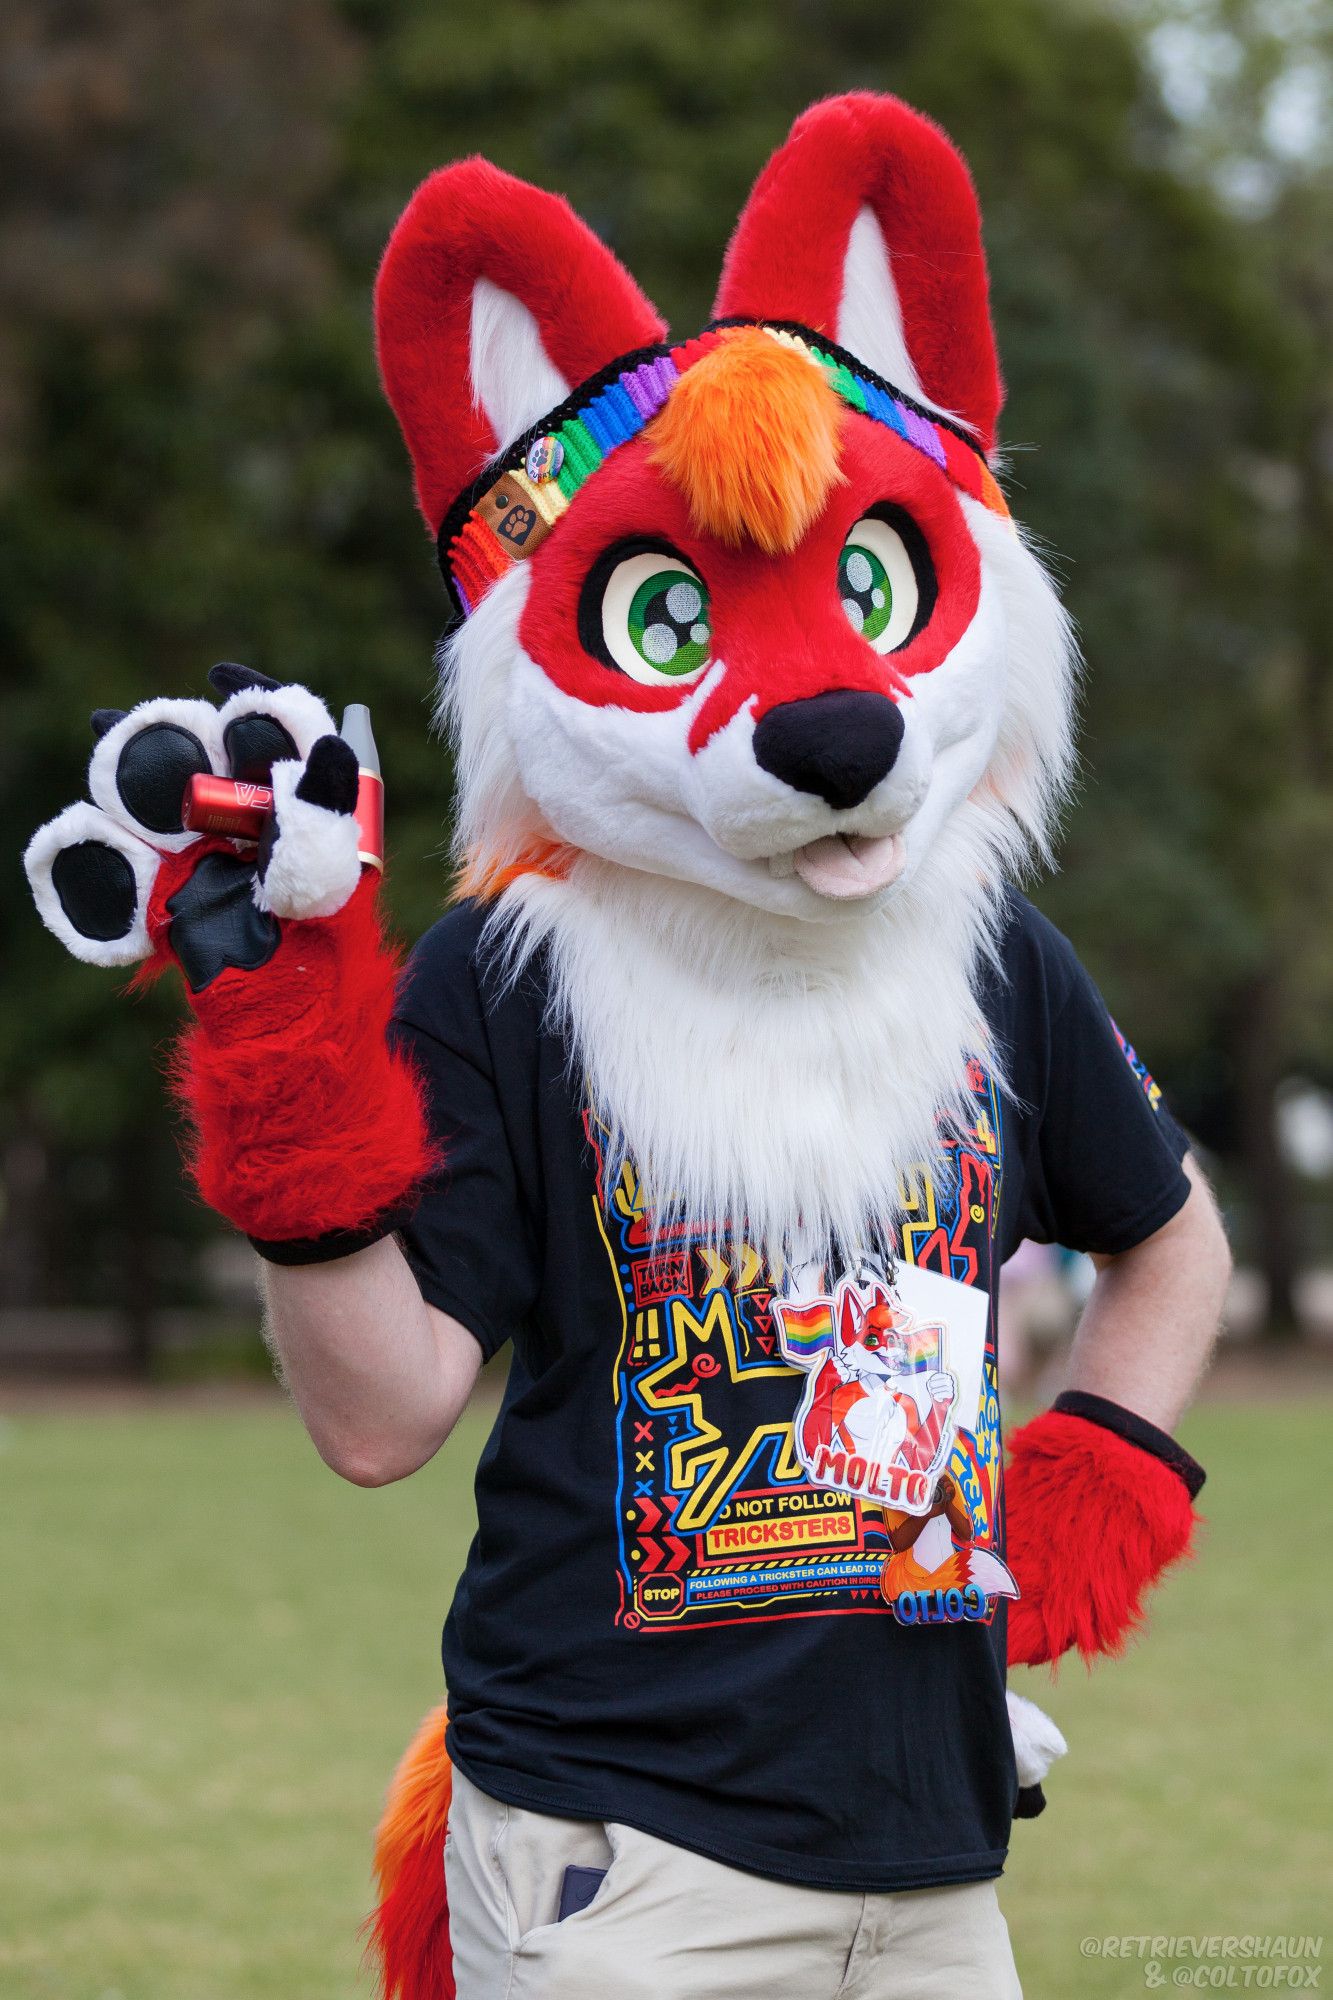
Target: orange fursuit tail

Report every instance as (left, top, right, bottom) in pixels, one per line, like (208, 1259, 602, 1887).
(369, 1706, 455, 2000)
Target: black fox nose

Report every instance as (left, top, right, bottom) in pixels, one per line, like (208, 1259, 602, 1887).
(752, 690, 905, 810)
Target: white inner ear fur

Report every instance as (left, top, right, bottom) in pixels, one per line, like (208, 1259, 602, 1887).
(469, 278, 571, 458)
(837, 207, 965, 428)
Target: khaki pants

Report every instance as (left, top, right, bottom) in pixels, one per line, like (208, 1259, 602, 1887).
(445, 1766, 1022, 1999)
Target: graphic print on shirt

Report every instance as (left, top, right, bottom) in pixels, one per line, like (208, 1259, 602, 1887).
(775, 1257, 1018, 1619)
(1111, 1021, 1165, 1112)
(592, 1055, 1011, 1634)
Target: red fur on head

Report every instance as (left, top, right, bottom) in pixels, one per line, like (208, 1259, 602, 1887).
(147, 856, 436, 1242)
(519, 414, 981, 750)
(375, 158, 665, 531)
(714, 93, 1003, 450)
(1004, 1410, 1199, 1668)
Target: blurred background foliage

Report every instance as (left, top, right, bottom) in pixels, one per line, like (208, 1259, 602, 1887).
(2, 0, 1330, 1353)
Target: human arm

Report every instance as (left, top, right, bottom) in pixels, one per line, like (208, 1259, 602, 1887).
(1064, 1153, 1230, 1429)
(260, 1237, 484, 1487)
(24, 671, 459, 1487)
(993, 910, 1235, 1671)
(1005, 1155, 1229, 1668)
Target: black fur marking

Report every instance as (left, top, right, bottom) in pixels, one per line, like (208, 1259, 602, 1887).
(51, 841, 137, 941)
(91, 708, 127, 742)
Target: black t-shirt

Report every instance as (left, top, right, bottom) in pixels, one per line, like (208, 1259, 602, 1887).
(391, 888, 1190, 1894)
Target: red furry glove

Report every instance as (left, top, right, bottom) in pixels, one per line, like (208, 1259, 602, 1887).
(24, 665, 434, 1258)
(1005, 1391, 1205, 1668)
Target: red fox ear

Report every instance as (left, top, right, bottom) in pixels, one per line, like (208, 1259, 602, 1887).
(713, 93, 1002, 452)
(375, 158, 666, 531)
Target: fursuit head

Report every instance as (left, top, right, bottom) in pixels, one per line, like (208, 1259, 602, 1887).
(376, 91, 1079, 1263)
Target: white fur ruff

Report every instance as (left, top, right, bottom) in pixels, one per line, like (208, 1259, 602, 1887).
(489, 825, 1001, 1260)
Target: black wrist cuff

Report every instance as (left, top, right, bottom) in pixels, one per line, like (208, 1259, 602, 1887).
(1053, 1389, 1206, 1499)
(248, 1196, 419, 1267)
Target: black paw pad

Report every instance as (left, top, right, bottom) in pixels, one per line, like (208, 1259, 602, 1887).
(224, 712, 298, 785)
(116, 722, 212, 834)
(295, 735, 358, 815)
(51, 841, 138, 941)
(165, 850, 280, 991)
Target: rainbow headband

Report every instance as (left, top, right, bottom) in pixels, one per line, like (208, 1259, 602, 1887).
(436, 319, 1009, 627)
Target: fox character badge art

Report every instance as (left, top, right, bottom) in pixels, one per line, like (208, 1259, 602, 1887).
(26, 90, 1213, 2000)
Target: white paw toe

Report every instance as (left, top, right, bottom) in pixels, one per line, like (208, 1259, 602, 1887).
(24, 802, 158, 965)
(252, 760, 361, 920)
(88, 697, 225, 851)
(1007, 1690, 1068, 1789)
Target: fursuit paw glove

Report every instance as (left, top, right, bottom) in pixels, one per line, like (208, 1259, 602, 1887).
(1005, 1390, 1206, 1669)
(24, 664, 433, 1261)
(1006, 1688, 1068, 1820)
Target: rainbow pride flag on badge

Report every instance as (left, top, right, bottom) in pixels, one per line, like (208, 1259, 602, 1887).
(775, 1298, 835, 1359)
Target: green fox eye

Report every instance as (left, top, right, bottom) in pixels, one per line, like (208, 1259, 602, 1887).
(838, 516, 922, 653)
(599, 551, 712, 685)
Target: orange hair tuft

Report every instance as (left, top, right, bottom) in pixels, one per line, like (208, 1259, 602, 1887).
(649, 328, 845, 553)
(451, 839, 575, 904)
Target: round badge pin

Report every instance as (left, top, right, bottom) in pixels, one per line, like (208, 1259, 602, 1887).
(525, 434, 564, 485)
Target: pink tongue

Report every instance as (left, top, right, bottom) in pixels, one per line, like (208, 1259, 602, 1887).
(792, 832, 906, 900)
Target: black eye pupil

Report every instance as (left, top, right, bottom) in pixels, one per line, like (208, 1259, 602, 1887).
(648, 589, 692, 638)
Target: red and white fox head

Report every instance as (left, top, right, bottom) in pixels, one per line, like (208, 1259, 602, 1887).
(375, 94, 1077, 1256)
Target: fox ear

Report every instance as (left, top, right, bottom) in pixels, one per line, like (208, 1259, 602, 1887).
(375, 158, 666, 531)
(713, 93, 1002, 450)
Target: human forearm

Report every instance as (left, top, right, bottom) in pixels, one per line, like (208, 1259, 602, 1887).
(1064, 1154, 1230, 1430)
(261, 1235, 483, 1486)
(1006, 1155, 1228, 1668)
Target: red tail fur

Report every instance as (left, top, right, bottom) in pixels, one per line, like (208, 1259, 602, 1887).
(368, 1706, 456, 2000)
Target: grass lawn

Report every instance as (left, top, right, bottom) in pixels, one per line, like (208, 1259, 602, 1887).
(1, 1393, 1329, 2000)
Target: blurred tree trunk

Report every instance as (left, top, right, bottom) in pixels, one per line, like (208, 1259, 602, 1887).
(118, 1122, 158, 1376)
(1235, 972, 1299, 1340)
(0, 1100, 50, 1307)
